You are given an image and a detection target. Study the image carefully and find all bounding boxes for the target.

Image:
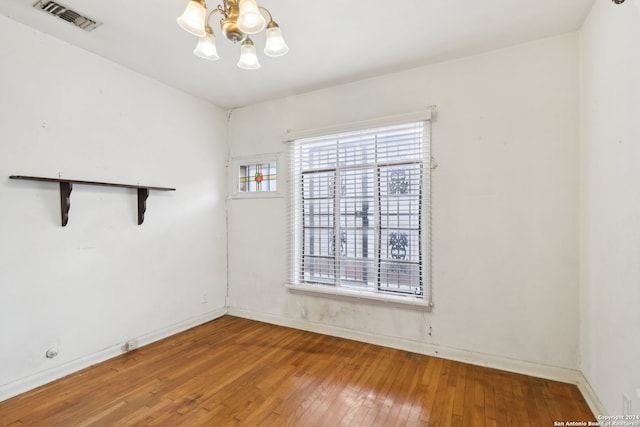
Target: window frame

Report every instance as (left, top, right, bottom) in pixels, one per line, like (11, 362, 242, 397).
(286, 111, 433, 309)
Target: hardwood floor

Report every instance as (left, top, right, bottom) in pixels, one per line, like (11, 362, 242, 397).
(0, 316, 594, 426)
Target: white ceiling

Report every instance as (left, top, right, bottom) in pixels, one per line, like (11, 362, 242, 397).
(0, 0, 596, 109)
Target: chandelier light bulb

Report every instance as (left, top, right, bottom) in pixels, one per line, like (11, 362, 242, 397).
(237, 38, 261, 69)
(177, 0, 207, 37)
(264, 23, 289, 57)
(193, 26, 219, 60)
(237, 0, 266, 34)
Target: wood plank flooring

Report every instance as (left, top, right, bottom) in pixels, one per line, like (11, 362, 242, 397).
(0, 316, 595, 426)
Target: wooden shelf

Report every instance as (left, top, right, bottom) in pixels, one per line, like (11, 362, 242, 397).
(10, 175, 175, 226)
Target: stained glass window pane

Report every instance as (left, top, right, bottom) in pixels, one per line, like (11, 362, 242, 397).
(238, 162, 277, 193)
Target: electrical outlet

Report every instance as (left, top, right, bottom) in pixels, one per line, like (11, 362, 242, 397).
(623, 393, 632, 415)
(122, 339, 139, 353)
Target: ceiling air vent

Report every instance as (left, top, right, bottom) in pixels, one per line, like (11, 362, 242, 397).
(33, 0, 102, 32)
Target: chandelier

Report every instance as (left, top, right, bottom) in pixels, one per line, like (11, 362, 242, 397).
(177, 0, 289, 70)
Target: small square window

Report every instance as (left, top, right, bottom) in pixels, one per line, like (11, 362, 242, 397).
(231, 155, 282, 199)
(239, 162, 277, 193)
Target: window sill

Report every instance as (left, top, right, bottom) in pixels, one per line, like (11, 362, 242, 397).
(285, 283, 432, 311)
(229, 191, 284, 200)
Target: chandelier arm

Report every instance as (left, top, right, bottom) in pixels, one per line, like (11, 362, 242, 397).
(206, 5, 226, 25)
(257, 5, 273, 23)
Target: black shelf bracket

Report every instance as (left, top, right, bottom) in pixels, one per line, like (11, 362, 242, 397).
(137, 187, 150, 225)
(10, 175, 175, 227)
(59, 181, 73, 227)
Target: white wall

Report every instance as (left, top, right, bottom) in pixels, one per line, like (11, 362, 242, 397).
(0, 16, 228, 400)
(227, 34, 581, 371)
(580, 0, 640, 415)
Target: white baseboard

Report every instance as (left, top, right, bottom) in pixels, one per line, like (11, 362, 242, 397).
(0, 307, 226, 403)
(227, 307, 606, 414)
(575, 372, 608, 417)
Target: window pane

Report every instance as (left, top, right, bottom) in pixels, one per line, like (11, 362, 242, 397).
(380, 200, 420, 229)
(302, 256, 335, 284)
(376, 125, 424, 163)
(238, 161, 277, 193)
(379, 262, 422, 294)
(304, 199, 334, 228)
(380, 229, 420, 262)
(338, 137, 375, 167)
(301, 143, 337, 170)
(342, 168, 374, 197)
(302, 171, 334, 199)
(304, 228, 334, 257)
(340, 197, 373, 228)
(339, 259, 375, 288)
(341, 228, 374, 259)
(379, 165, 422, 197)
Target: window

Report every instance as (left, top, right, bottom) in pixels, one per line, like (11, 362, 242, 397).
(289, 119, 431, 301)
(238, 161, 277, 193)
(230, 155, 282, 199)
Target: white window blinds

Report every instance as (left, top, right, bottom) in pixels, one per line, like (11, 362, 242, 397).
(289, 119, 431, 299)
